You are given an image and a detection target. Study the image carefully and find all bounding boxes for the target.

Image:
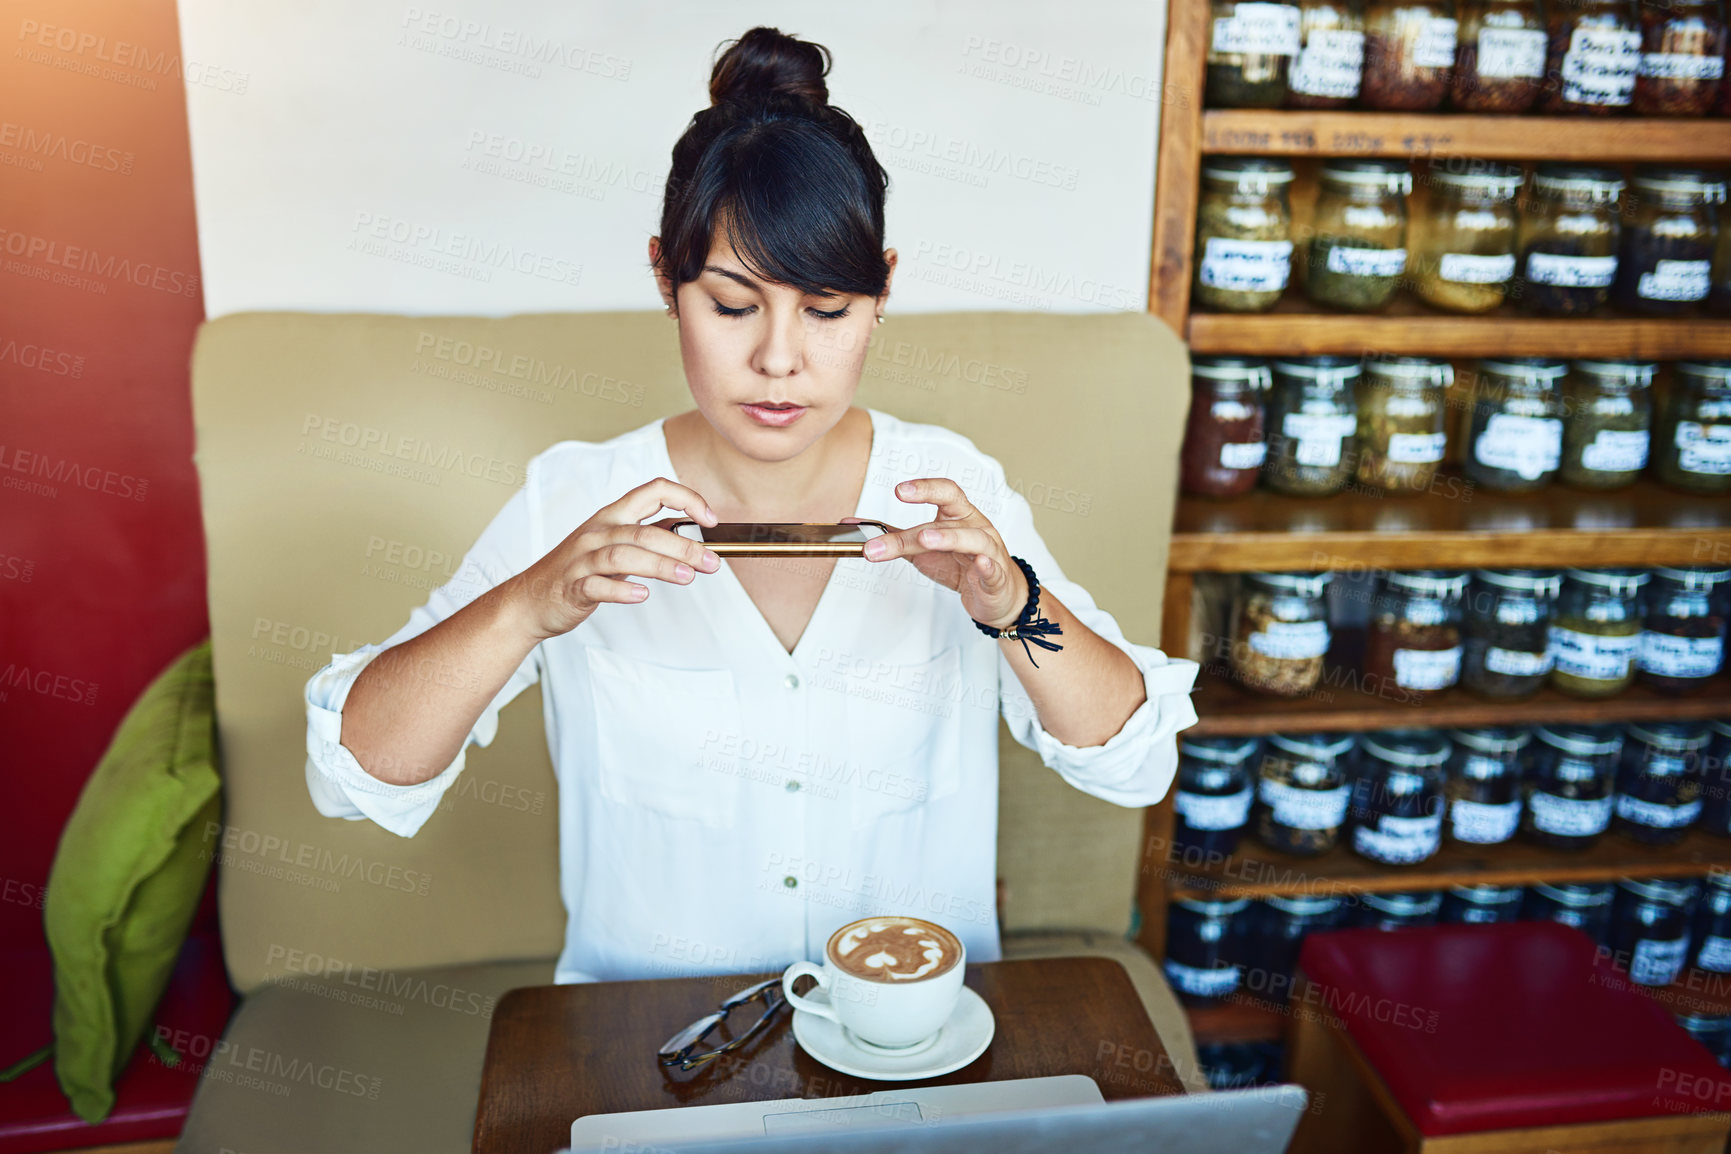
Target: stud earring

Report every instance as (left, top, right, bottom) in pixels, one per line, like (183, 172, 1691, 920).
(875, 315, 885, 326)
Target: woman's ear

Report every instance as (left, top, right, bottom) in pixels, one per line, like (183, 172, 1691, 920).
(876, 248, 898, 316)
(648, 236, 677, 315)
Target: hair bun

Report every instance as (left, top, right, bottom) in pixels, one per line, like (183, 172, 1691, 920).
(709, 27, 830, 107)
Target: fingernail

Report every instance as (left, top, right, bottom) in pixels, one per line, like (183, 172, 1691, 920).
(921, 529, 941, 545)
(702, 550, 720, 569)
(675, 563, 694, 581)
(897, 482, 913, 495)
(864, 539, 886, 559)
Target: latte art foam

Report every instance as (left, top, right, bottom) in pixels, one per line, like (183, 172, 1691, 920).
(829, 917, 962, 983)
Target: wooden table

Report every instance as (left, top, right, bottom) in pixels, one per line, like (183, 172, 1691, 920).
(472, 957, 1182, 1154)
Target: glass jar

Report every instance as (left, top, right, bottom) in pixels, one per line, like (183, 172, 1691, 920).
(1264, 357, 1363, 495)
(1254, 732, 1357, 855)
(1288, 0, 1368, 106)
(1451, 0, 1548, 110)
(1656, 361, 1731, 494)
(1244, 895, 1345, 986)
(1208, 0, 1305, 106)
(1183, 357, 1273, 498)
(1445, 726, 1529, 844)
(1550, 568, 1649, 697)
(1524, 723, 1622, 849)
(1355, 357, 1450, 491)
(1541, 0, 1642, 114)
(1195, 158, 1297, 313)
(1524, 881, 1617, 944)
(1464, 358, 1567, 492)
(1702, 721, 1731, 837)
(1677, 1013, 1731, 1067)
(1691, 872, 1731, 973)
(1350, 730, 1450, 864)
(1609, 878, 1697, 986)
(1164, 897, 1250, 1006)
(1364, 570, 1468, 702)
(1633, 0, 1728, 117)
(1305, 160, 1413, 313)
(1559, 360, 1654, 489)
(1412, 162, 1523, 313)
(1363, 0, 1460, 108)
(1462, 569, 1562, 699)
(1517, 165, 1624, 317)
(1350, 889, 1443, 930)
(1175, 736, 1261, 861)
(1640, 568, 1731, 694)
(1230, 571, 1334, 696)
(1713, 202, 1731, 315)
(1615, 722, 1710, 845)
(1443, 883, 1526, 923)
(1613, 168, 1725, 317)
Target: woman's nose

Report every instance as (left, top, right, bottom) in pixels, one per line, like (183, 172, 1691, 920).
(751, 309, 805, 378)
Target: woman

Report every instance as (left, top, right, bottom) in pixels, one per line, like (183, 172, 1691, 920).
(304, 27, 1199, 984)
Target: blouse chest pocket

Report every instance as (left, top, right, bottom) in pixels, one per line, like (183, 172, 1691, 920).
(830, 645, 966, 829)
(584, 647, 741, 830)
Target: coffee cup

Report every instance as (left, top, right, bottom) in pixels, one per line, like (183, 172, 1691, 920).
(781, 915, 966, 1054)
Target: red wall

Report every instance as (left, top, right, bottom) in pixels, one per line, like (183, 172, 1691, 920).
(1, 0, 209, 951)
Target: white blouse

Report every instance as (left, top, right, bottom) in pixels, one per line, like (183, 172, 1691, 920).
(303, 408, 1199, 984)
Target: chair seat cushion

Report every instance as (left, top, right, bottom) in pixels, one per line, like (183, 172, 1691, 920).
(1299, 921, 1731, 1136)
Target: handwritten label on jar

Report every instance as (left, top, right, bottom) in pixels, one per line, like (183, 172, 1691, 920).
(1550, 626, 1638, 681)
(1561, 27, 1641, 105)
(1260, 779, 1350, 830)
(1249, 619, 1331, 660)
(1528, 790, 1613, 837)
(1413, 17, 1460, 67)
(1177, 786, 1255, 831)
(1450, 798, 1521, 844)
(1615, 794, 1703, 829)
(1219, 441, 1268, 470)
(1325, 245, 1406, 278)
(1640, 631, 1724, 679)
(1477, 27, 1547, 77)
(1475, 414, 1562, 480)
(1639, 53, 1726, 80)
(1580, 429, 1649, 473)
(1163, 959, 1242, 998)
(1629, 936, 1689, 986)
(1485, 646, 1552, 676)
(1394, 646, 1462, 690)
(1526, 252, 1617, 288)
(1440, 252, 1517, 284)
(1387, 432, 1447, 464)
(1677, 422, 1731, 475)
(1353, 813, 1442, 864)
(1697, 935, 1731, 972)
(1201, 238, 1294, 294)
(1290, 27, 1364, 97)
(1211, 3, 1303, 55)
(1282, 411, 1357, 468)
(1639, 260, 1710, 303)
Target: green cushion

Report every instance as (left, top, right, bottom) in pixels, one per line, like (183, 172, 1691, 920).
(43, 639, 222, 1123)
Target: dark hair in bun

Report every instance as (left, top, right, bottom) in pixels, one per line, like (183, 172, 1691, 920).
(657, 27, 890, 301)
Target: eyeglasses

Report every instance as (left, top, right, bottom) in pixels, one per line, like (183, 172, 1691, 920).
(657, 976, 787, 1071)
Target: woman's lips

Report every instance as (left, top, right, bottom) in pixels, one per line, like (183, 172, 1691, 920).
(741, 403, 807, 427)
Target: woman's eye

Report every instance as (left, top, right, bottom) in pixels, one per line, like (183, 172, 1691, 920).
(712, 301, 754, 318)
(808, 305, 851, 320)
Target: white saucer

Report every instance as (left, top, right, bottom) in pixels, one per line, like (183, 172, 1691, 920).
(790, 986, 995, 1081)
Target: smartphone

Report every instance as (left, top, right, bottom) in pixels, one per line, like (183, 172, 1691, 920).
(669, 520, 894, 556)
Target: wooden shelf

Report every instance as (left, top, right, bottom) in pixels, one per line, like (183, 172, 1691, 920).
(1202, 110, 1731, 163)
(1188, 992, 1290, 1045)
(1187, 293, 1731, 358)
(1157, 827, 1731, 901)
(1169, 473, 1731, 573)
(1648, 968, 1731, 1019)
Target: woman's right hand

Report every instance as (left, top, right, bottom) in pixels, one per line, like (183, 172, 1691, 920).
(507, 477, 722, 641)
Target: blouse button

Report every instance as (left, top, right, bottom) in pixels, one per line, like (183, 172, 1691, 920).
(784, 673, 801, 690)
(783, 876, 799, 889)
(785, 779, 802, 793)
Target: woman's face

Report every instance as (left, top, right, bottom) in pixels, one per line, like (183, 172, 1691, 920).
(651, 234, 896, 463)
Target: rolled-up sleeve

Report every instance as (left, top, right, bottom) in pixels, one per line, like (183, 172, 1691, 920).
(304, 482, 543, 838)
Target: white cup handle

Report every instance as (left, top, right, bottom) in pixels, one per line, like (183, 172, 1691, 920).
(782, 961, 842, 1024)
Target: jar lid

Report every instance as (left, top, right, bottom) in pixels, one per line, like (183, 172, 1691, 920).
(1478, 357, 1569, 385)
(1534, 723, 1623, 757)
(1713, 719, 1731, 740)
(1320, 158, 1413, 195)
(1626, 721, 1712, 753)
(1361, 890, 1443, 916)
(1653, 566, 1731, 589)
(1272, 356, 1363, 386)
(1181, 735, 1262, 763)
(1267, 731, 1357, 760)
(1617, 877, 1699, 905)
(1364, 356, 1453, 387)
(1564, 567, 1650, 594)
(1192, 355, 1273, 388)
(1533, 881, 1614, 907)
(1706, 871, 1731, 892)
(1384, 570, 1470, 599)
(1362, 729, 1452, 769)
(1677, 1013, 1731, 1030)
(1678, 361, 1731, 390)
(1265, 894, 1344, 915)
(1428, 159, 1524, 197)
(1572, 360, 1657, 388)
(1532, 164, 1626, 201)
(1247, 571, 1333, 597)
(1449, 726, 1532, 755)
(1448, 883, 1524, 903)
(1631, 166, 1728, 202)
(1203, 156, 1297, 189)
(1176, 896, 1252, 916)
(1472, 569, 1564, 598)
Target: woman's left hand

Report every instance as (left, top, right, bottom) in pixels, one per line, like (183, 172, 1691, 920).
(851, 478, 1027, 630)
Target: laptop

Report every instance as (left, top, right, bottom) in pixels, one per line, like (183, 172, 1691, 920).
(565, 1079, 1309, 1153)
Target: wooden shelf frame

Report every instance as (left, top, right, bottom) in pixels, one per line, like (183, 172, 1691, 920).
(1202, 110, 1731, 162)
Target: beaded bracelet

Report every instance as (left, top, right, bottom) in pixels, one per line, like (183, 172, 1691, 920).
(972, 555, 1065, 668)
